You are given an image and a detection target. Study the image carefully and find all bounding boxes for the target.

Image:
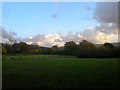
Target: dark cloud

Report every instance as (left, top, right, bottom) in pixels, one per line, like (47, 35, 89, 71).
(94, 2, 118, 34)
(0, 26, 17, 40)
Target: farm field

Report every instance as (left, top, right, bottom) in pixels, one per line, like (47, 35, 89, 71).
(2, 55, 119, 88)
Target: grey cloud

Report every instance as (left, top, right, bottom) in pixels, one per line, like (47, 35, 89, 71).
(32, 34, 45, 42)
(23, 34, 45, 43)
(95, 23, 118, 34)
(0, 26, 17, 40)
(94, 2, 118, 34)
(9, 31, 17, 36)
(94, 3, 118, 23)
(54, 39, 62, 42)
(61, 32, 82, 43)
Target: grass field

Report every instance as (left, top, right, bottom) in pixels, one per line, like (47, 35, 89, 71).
(2, 55, 119, 88)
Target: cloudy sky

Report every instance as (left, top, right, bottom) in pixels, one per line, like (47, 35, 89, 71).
(1, 2, 118, 47)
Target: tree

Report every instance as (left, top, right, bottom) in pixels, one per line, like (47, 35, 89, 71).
(4, 44, 12, 54)
(52, 45, 58, 48)
(19, 42, 30, 54)
(64, 41, 78, 55)
(77, 40, 96, 58)
(46, 48, 52, 54)
(104, 43, 116, 49)
(2, 46, 6, 54)
(34, 49, 39, 54)
(79, 40, 96, 49)
(29, 49, 34, 54)
(12, 43, 20, 54)
(39, 48, 42, 54)
(52, 45, 58, 54)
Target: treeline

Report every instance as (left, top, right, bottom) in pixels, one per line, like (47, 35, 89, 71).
(1, 42, 64, 55)
(1, 40, 120, 58)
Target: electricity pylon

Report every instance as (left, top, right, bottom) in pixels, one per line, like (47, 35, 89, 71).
(105, 34, 106, 43)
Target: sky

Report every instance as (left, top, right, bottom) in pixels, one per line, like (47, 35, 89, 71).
(2, 2, 97, 37)
(1, 2, 118, 47)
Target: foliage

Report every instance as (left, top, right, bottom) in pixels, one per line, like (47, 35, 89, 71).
(79, 40, 96, 49)
(64, 41, 78, 55)
(19, 42, 30, 54)
(2, 40, 120, 58)
(2, 45, 6, 54)
(12, 43, 21, 54)
(104, 43, 116, 49)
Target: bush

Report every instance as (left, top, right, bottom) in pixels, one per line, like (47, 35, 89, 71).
(111, 48, 120, 58)
(77, 48, 112, 58)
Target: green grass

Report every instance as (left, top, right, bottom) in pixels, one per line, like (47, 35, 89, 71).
(2, 55, 119, 88)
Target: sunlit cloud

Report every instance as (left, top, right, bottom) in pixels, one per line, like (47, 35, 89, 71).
(1, 2, 118, 47)
(1, 26, 118, 47)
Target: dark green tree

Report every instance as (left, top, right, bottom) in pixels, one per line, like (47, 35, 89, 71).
(12, 43, 20, 54)
(64, 41, 78, 55)
(19, 42, 30, 54)
(79, 40, 96, 49)
(104, 43, 116, 49)
(2, 45, 6, 54)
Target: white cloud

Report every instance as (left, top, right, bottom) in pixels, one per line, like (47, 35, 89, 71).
(18, 26, 118, 47)
(24, 33, 64, 47)
(1, 26, 118, 47)
(27, 41, 32, 45)
(28, 37, 32, 39)
(1, 3, 119, 47)
(77, 34, 83, 38)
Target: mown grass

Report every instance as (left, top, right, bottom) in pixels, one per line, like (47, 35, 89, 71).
(2, 55, 119, 88)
